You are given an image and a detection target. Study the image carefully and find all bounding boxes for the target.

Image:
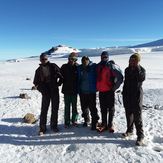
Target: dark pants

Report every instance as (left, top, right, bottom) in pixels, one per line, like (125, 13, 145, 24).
(125, 107, 144, 139)
(99, 90, 115, 128)
(80, 93, 99, 126)
(40, 91, 59, 131)
(64, 94, 78, 125)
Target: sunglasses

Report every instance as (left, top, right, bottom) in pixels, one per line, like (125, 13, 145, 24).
(69, 58, 77, 61)
(41, 58, 48, 61)
(102, 56, 108, 59)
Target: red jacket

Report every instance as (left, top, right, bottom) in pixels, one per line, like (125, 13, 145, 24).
(96, 63, 114, 92)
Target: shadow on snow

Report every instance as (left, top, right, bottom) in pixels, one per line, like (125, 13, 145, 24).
(0, 119, 135, 148)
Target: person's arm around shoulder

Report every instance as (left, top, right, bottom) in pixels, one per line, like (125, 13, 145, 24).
(52, 63, 63, 86)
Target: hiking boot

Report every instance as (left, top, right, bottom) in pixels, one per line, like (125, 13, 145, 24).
(96, 122, 102, 128)
(91, 125, 97, 130)
(91, 122, 98, 130)
(122, 132, 133, 138)
(84, 116, 90, 125)
(135, 137, 144, 146)
(51, 127, 59, 132)
(64, 124, 71, 128)
(83, 122, 88, 127)
(38, 129, 46, 136)
(108, 127, 115, 133)
(39, 131, 44, 136)
(72, 122, 78, 127)
(97, 125, 108, 132)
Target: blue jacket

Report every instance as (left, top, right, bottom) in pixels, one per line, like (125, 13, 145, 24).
(77, 62, 97, 94)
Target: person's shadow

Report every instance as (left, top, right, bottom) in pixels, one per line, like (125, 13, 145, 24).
(0, 118, 135, 147)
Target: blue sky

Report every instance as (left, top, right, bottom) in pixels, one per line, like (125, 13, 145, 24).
(0, 0, 163, 60)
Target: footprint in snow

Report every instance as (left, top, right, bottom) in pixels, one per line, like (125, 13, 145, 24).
(66, 144, 78, 153)
(152, 146, 163, 152)
(152, 136, 163, 152)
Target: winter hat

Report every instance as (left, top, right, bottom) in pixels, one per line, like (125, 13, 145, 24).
(40, 53, 48, 59)
(101, 51, 109, 57)
(81, 56, 89, 62)
(68, 52, 78, 60)
(130, 53, 141, 62)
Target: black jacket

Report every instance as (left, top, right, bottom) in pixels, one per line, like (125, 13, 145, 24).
(122, 65, 146, 110)
(33, 62, 63, 94)
(60, 63, 78, 95)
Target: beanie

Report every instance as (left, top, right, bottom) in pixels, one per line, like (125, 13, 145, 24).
(68, 52, 78, 60)
(40, 53, 48, 59)
(81, 56, 89, 62)
(130, 53, 141, 62)
(101, 51, 109, 57)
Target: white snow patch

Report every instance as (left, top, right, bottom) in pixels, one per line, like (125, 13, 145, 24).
(0, 52, 163, 162)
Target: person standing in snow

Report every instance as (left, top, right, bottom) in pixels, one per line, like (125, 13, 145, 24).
(33, 53, 63, 135)
(60, 52, 79, 128)
(122, 53, 146, 146)
(96, 51, 123, 132)
(77, 56, 99, 130)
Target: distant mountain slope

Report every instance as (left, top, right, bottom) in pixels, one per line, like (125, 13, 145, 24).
(131, 39, 163, 48)
(44, 45, 80, 57)
(79, 47, 134, 57)
(24, 41, 163, 62)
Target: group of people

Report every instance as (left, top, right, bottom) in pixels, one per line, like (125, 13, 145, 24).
(33, 51, 146, 146)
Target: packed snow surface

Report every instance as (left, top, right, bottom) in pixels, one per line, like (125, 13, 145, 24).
(0, 52, 163, 163)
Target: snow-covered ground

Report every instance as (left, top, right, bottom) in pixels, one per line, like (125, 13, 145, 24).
(0, 52, 163, 163)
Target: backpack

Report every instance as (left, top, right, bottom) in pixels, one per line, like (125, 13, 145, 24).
(108, 60, 123, 91)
